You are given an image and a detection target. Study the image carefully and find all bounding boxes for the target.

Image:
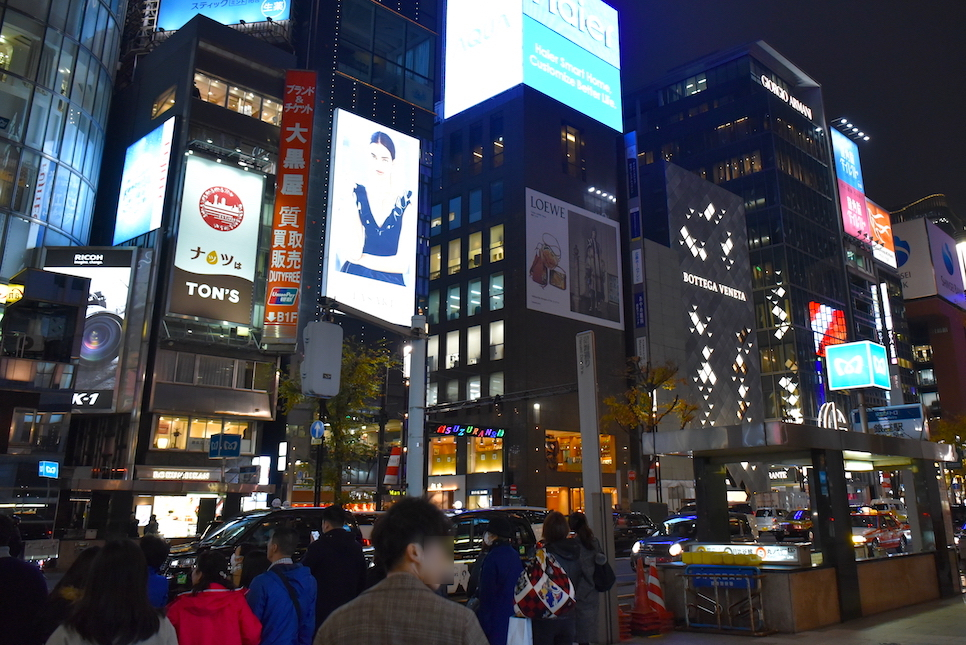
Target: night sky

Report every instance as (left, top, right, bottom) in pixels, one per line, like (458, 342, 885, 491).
(608, 0, 966, 218)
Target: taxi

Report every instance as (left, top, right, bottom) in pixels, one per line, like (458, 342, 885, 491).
(851, 508, 906, 556)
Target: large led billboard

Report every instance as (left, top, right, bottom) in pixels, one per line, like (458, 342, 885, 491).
(157, 0, 290, 32)
(525, 188, 623, 329)
(44, 248, 136, 411)
(114, 117, 175, 245)
(865, 199, 897, 268)
(808, 301, 847, 357)
(825, 341, 890, 391)
(170, 156, 264, 325)
(444, 0, 622, 130)
(830, 129, 870, 240)
(893, 218, 966, 308)
(322, 109, 420, 327)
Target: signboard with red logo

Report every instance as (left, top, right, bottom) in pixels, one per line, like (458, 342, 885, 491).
(170, 155, 265, 324)
(263, 70, 317, 342)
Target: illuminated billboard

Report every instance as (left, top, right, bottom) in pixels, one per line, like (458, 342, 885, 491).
(825, 341, 890, 391)
(114, 117, 175, 245)
(170, 156, 264, 325)
(322, 109, 420, 327)
(809, 302, 847, 357)
(525, 188, 623, 329)
(893, 218, 966, 308)
(157, 0, 290, 31)
(865, 199, 897, 268)
(44, 248, 136, 411)
(830, 129, 870, 240)
(444, 0, 622, 130)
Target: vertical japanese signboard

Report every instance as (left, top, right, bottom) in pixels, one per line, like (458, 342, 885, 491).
(263, 70, 317, 342)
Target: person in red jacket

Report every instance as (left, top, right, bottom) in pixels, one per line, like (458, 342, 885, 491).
(167, 550, 261, 645)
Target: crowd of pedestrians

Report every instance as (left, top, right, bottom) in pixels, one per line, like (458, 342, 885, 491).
(0, 501, 612, 645)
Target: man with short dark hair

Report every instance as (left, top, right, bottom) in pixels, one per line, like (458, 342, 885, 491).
(314, 498, 487, 645)
(0, 514, 47, 645)
(248, 526, 317, 645)
(302, 506, 367, 629)
(140, 534, 171, 608)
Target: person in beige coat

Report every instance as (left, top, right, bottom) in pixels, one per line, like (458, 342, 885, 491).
(314, 498, 487, 645)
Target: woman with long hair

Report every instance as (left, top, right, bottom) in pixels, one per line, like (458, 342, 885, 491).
(39, 546, 101, 643)
(531, 511, 581, 645)
(568, 512, 608, 645)
(166, 550, 261, 645)
(44, 540, 177, 645)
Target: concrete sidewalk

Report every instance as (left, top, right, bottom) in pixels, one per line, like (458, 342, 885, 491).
(628, 596, 966, 644)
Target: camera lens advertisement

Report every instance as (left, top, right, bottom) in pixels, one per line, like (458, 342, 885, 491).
(44, 248, 136, 411)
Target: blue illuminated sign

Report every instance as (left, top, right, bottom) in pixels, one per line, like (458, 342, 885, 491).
(209, 434, 242, 459)
(444, 0, 622, 130)
(38, 461, 59, 479)
(114, 117, 175, 245)
(830, 129, 864, 193)
(157, 0, 290, 32)
(825, 341, 890, 391)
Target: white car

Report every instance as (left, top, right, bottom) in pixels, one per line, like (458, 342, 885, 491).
(754, 508, 788, 534)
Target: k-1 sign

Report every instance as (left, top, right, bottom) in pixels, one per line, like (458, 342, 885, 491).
(825, 341, 890, 391)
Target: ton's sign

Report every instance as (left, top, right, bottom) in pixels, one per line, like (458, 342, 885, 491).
(444, 0, 622, 130)
(825, 341, 890, 391)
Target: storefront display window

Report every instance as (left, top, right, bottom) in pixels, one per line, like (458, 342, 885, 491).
(154, 416, 188, 450)
(153, 416, 253, 453)
(468, 437, 503, 474)
(546, 486, 618, 515)
(545, 430, 616, 474)
(430, 436, 457, 475)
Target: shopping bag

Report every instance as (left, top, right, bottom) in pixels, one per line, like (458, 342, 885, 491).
(513, 548, 576, 619)
(507, 616, 532, 645)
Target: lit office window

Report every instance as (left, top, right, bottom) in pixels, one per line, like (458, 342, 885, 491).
(427, 290, 439, 324)
(427, 382, 438, 406)
(467, 326, 482, 365)
(469, 231, 483, 269)
(468, 278, 482, 315)
(427, 336, 439, 371)
(467, 376, 482, 401)
(489, 225, 504, 262)
(431, 203, 442, 236)
(447, 285, 461, 320)
(489, 372, 504, 397)
(561, 124, 584, 178)
(489, 273, 504, 311)
(446, 379, 460, 402)
(446, 330, 460, 369)
(448, 238, 461, 275)
(430, 245, 441, 280)
(489, 321, 505, 360)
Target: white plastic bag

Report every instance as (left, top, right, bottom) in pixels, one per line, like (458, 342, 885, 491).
(507, 616, 532, 645)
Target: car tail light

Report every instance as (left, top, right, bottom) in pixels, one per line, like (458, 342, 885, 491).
(362, 538, 371, 547)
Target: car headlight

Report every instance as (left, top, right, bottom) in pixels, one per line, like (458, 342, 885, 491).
(632, 542, 641, 554)
(668, 543, 683, 557)
(955, 535, 960, 546)
(851, 535, 866, 545)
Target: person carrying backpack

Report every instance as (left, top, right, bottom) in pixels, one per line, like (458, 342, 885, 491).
(568, 512, 612, 645)
(516, 511, 579, 645)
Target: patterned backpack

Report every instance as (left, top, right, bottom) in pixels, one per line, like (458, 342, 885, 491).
(513, 547, 576, 619)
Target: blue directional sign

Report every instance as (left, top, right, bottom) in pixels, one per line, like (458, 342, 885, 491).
(38, 461, 59, 478)
(209, 434, 242, 459)
(825, 341, 890, 391)
(310, 420, 326, 440)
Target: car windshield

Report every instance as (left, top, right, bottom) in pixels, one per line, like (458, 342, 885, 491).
(851, 516, 879, 529)
(201, 514, 263, 546)
(662, 517, 697, 539)
(755, 509, 771, 517)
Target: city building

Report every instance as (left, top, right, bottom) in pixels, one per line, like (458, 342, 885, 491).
(891, 194, 966, 241)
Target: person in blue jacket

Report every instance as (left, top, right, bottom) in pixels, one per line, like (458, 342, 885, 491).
(247, 527, 317, 645)
(476, 516, 524, 645)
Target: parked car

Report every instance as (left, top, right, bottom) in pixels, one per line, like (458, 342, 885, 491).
(629, 512, 756, 567)
(868, 499, 908, 522)
(777, 509, 813, 542)
(163, 508, 365, 596)
(449, 509, 537, 596)
(353, 511, 384, 546)
(851, 511, 905, 556)
(613, 511, 658, 555)
(754, 508, 788, 535)
(485, 506, 549, 541)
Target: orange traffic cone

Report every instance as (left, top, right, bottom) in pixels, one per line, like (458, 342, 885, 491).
(633, 558, 651, 613)
(647, 563, 667, 613)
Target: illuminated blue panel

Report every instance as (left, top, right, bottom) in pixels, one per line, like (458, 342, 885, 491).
(830, 129, 864, 193)
(522, 17, 621, 130)
(157, 0, 290, 31)
(113, 117, 175, 245)
(826, 341, 889, 391)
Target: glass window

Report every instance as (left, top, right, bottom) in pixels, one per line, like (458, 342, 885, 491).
(917, 368, 936, 386)
(12, 149, 40, 214)
(447, 238, 461, 275)
(448, 196, 462, 229)
(195, 72, 227, 107)
(0, 142, 20, 209)
(489, 225, 504, 262)
(175, 352, 195, 383)
(468, 278, 482, 315)
(430, 244, 441, 280)
(427, 381, 438, 406)
(1, 215, 42, 277)
(467, 325, 481, 365)
(0, 11, 44, 79)
(489, 320, 504, 360)
(469, 437, 502, 473)
(197, 355, 235, 387)
(447, 284, 460, 320)
(38, 29, 61, 92)
(44, 96, 67, 156)
(490, 180, 504, 215)
(430, 436, 457, 476)
(545, 430, 616, 473)
(235, 361, 255, 390)
(446, 379, 459, 402)
(467, 376, 482, 401)
(470, 121, 483, 174)
(489, 273, 504, 311)
(427, 335, 438, 371)
(340, 0, 374, 48)
(431, 203, 442, 236)
(338, 41, 372, 83)
(448, 131, 462, 182)
(468, 231, 482, 269)
(260, 97, 281, 126)
(152, 85, 176, 119)
(561, 124, 583, 178)
(228, 85, 260, 117)
(154, 416, 188, 450)
(491, 114, 504, 168)
(469, 188, 482, 223)
(0, 75, 30, 142)
(24, 87, 50, 149)
(489, 372, 504, 397)
(446, 330, 460, 369)
(427, 289, 439, 325)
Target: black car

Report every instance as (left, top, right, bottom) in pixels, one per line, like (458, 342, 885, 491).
(449, 509, 537, 596)
(613, 511, 658, 555)
(629, 512, 756, 567)
(163, 508, 365, 595)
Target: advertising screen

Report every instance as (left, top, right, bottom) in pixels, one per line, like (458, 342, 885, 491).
(114, 117, 175, 245)
(525, 188, 623, 329)
(444, 0, 622, 130)
(893, 218, 966, 308)
(322, 109, 420, 327)
(830, 129, 870, 240)
(157, 0, 290, 31)
(825, 340, 890, 391)
(170, 156, 264, 325)
(926, 218, 966, 308)
(45, 248, 135, 411)
(865, 199, 897, 268)
(808, 301, 847, 357)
